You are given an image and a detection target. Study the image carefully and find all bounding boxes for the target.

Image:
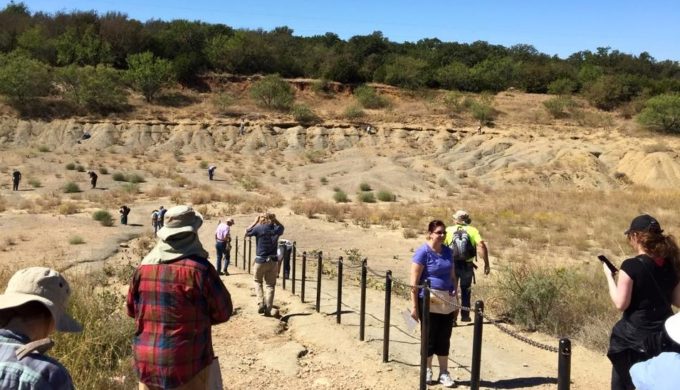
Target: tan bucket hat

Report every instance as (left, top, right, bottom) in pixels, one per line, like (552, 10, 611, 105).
(157, 205, 204, 240)
(0, 267, 82, 332)
(453, 210, 471, 224)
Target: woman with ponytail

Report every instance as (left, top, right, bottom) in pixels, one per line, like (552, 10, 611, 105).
(603, 214, 680, 390)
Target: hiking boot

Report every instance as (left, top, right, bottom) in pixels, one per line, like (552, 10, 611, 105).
(425, 368, 433, 384)
(439, 371, 456, 388)
(257, 304, 266, 315)
(224, 269, 230, 276)
(460, 315, 472, 323)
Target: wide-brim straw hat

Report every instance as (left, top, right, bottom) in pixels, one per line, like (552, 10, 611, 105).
(157, 205, 204, 240)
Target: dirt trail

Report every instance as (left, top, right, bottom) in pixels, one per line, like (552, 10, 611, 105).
(210, 253, 610, 389)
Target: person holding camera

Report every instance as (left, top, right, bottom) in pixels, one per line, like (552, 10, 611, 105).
(245, 213, 284, 317)
(603, 214, 680, 390)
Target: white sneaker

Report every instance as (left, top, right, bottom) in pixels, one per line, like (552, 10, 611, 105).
(439, 371, 456, 387)
(425, 368, 433, 383)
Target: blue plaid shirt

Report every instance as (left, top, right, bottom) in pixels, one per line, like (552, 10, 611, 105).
(0, 329, 74, 390)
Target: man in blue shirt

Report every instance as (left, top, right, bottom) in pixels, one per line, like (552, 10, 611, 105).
(630, 312, 680, 390)
(245, 213, 284, 316)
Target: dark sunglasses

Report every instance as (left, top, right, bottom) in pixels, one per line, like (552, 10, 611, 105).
(432, 230, 446, 235)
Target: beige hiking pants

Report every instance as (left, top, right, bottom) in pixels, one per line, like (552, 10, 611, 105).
(254, 261, 278, 311)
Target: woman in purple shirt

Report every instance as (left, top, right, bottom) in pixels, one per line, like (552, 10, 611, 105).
(410, 220, 458, 387)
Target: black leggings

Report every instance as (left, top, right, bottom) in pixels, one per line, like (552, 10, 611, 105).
(419, 299, 455, 356)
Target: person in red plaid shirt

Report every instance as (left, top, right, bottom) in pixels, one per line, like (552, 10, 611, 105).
(127, 205, 233, 389)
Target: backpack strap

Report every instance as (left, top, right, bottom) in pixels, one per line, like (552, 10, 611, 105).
(15, 338, 54, 360)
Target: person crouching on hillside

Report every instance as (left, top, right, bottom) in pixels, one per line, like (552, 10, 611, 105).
(0, 267, 83, 389)
(603, 214, 680, 390)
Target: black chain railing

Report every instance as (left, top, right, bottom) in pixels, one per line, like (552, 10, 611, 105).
(227, 240, 572, 390)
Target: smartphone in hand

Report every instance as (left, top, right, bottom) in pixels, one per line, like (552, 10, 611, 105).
(598, 255, 618, 275)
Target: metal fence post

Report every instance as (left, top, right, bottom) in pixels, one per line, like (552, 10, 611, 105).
(234, 237, 238, 268)
(291, 242, 297, 295)
(315, 251, 323, 313)
(359, 258, 367, 341)
(281, 243, 286, 290)
(419, 280, 430, 390)
(242, 236, 246, 270)
(382, 270, 392, 363)
(301, 252, 307, 303)
(470, 300, 485, 390)
(247, 237, 252, 274)
(337, 257, 343, 324)
(558, 338, 571, 390)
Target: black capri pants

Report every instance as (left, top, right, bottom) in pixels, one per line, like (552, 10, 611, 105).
(418, 299, 455, 356)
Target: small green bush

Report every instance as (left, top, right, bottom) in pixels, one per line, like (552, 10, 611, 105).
(28, 178, 41, 188)
(38, 145, 50, 152)
(359, 182, 372, 191)
(354, 85, 389, 109)
(69, 236, 85, 245)
(63, 182, 81, 193)
(312, 79, 334, 96)
(112, 172, 125, 181)
(320, 177, 328, 185)
(99, 167, 108, 174)
(92, 210, 113, 226)
(212, 92, 235, 113)
(333, 190, 349, 203)
(543, 96, 576, 118)
(199, 161, 209, 169)
(343, 105, 365, 120)
(291, 104, 320, 124)
(547, 78, 578, 95)
(76, 165, 86, 172)
(357, 191, 376, 203)
(128, 174, 145, 183)
(637, 94, 680, 133)
(250, 74, 294, 111)
(377, 190, 396, 202)
(65, 163, 76, 170)
(442, 91, 465, 114)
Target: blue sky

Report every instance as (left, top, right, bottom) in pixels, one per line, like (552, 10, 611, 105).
(7, 0, 680, 61)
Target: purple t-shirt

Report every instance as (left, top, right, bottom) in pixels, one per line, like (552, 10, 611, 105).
(412, 243, 454, 295)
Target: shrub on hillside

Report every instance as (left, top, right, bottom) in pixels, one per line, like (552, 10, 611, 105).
(442, 91, 465, 114)
(357, 191, 376, 203)
(354, 85, 389, 109)
(63, 182, 80, 193)
(543, 96, 576, 118)
(312, 78, 334, 96)
(58, 64, 128, 114)
(333, 190, 349, 203)
(92, 209, 113, 226)
(469, 96, 498, 125)
(377, 190, 396, 202)
(359, 182, 372, 191)
(343, 105, 365, 120)
(68, 236, 85, 245)
(211, 92, 235, 114)
(112, 172, 125, 181)
(126, 51, 174, 102)
(637, 94, 680, 133)
(250, 74, 294, 111)
(0, 52, 52, 105)
(547, 78, 578, 95)
(28, 178, 41, 188)
(291, 104, 320, 124)
(65, 162, 76, 170)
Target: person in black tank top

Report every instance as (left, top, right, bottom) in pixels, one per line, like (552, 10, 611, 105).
(603, 214, 680, 390)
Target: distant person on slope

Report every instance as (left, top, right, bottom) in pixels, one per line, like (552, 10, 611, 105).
(11, 170, 21, 191)
(444, 210, 490, 325)
(88, 171, 98, 189)
(208, 165, 216, 181)
(0, 267, 83, 389)
(603, 214, 680, 390)
(119, 205, 131, 225)
(127, 205, 232, 389)
(410, 220, 458, 387)
(151, 210, 159, 236)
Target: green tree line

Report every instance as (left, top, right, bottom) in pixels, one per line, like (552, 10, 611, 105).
(1, 2, 680, 116)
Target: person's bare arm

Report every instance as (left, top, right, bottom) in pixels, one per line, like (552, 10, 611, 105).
(672, 282, 680, 307)
(245, 215, 261, 235)
(410, 262, 425, 321)
(478, 241, 490, 275)
(604, 266, 633, 311)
